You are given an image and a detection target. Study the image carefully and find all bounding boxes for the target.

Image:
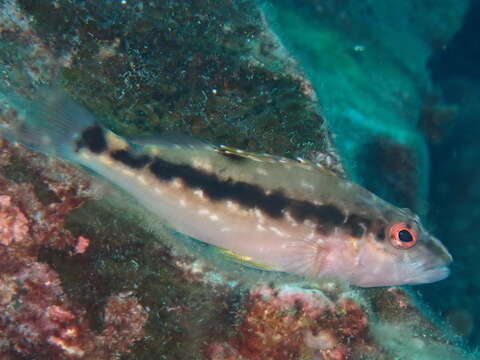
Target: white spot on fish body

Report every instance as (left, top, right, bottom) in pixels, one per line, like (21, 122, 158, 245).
(304, 219, 315, 228)
(79, 152, 92, 160)
(171, 178, 182, 188)
(99, 155, 113, 165)
(179, 199, 187, 207)
(284, 211, 298, 226)
(121, 168, 135, 177)
(256, 224, 266, 232)
(254, 209, 265, 224)
(226, 201, 238, 211)
(198, 208, 210, 215)
(138, 175, 147, 185)
(193, 189, 205, 199)
(193, 159, 213, 172)
(154, 187, 164, 195)
(256, 168, 268, 176)
(209, 214, 219, 221)
(300, 180, 314, 191)
(148, 146, 161, 156)
(269, 226, 287, 238)
(220, 227, 231, 232)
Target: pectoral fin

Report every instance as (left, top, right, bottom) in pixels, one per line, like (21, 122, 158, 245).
(276, 240, 324, 278)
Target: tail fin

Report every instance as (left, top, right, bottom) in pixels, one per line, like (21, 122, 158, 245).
(0, 86, 97, 160)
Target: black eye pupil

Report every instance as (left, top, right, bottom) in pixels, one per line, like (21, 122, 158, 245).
(398, 229, 413, 242)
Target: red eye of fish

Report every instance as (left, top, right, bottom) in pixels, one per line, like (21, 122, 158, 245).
(389, 222, 418, 249)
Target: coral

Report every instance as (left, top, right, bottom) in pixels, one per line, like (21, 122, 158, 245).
(208, 285, 375, 360)
(208, 284, 476, 360)
(0, 141, 148, 359)
(0, 195, 28, 246)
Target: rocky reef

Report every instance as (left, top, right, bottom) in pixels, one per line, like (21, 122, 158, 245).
(0, 0, 477, 359)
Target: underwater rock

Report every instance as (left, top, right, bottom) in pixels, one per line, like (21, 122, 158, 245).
(0, 0, 476, 359)
(208, 285, 374, 360)
(3, 0, 338, 164)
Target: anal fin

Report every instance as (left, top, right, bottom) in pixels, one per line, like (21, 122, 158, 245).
(217, 248, 275, 271)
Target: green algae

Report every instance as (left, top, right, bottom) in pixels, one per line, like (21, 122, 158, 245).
(15, 0, 329, 160)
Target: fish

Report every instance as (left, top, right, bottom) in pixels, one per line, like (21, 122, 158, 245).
(0, 89, 452, 287)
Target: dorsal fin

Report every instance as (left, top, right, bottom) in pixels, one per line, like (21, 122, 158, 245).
(311, 152, 346, 178)
(129, 133, 346, 178)
(216, 144, 346, 178)
(128, 132, 212, 150)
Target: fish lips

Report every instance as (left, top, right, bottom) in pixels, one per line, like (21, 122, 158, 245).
(417, 264, 451, 283)
(410, 256, 453, 285)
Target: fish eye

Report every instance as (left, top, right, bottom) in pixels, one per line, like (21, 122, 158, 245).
(389, 222, 418, 249)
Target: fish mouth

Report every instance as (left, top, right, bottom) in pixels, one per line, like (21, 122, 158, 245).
(409, 263, 451, 284)
(419, 264, 451, 283)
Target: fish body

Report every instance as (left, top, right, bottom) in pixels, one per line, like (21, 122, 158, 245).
(0, 91, 452, 287)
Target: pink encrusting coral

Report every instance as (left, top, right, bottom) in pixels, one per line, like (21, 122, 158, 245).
(208, 285, 376, 360)
(0, 194, 29, 246)
(0, 140, 148, 359)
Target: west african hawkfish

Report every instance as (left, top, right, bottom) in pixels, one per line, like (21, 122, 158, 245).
(0, 91, 452, 287)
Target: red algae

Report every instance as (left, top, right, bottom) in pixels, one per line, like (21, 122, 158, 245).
(0, 141, 148, 359)
(0, 195, 28, 246)
(208, 285, 376, 360)
(74, 236, 90, 254)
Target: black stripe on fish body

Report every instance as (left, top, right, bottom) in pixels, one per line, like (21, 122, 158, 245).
(76, 125, 107, 153)
(289, 201, 346, 234)
(110, 149, 152, 169)
(149, 157, 288, 218)
(376, 228, 386, 241)
(343, 214, 372, 238)
(149, 157, 351, 233)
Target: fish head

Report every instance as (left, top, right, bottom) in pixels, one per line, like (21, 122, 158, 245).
(349, 207, 452, 287)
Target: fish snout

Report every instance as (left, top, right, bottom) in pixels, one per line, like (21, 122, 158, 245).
(430, 235, 453, 266)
